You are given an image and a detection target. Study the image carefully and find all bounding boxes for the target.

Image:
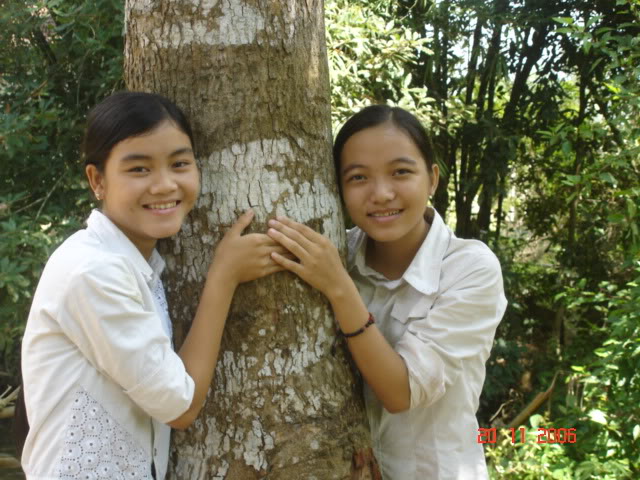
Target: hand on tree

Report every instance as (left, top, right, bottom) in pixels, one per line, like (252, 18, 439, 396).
(267, 216, 350, 300)
(210, 210, 289, 285)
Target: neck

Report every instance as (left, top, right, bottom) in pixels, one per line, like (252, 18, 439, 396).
(366, 216, 429, 280)
(139, 245, 154, 261)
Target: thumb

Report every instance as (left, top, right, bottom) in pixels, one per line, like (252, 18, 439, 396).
(228, 209, 255, 236)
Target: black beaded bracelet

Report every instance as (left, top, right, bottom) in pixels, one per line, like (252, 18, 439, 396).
(341, 313, 375, 338)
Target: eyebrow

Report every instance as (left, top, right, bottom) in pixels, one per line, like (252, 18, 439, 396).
(120, 147, 194, 162)
(341, 157, 418, 175)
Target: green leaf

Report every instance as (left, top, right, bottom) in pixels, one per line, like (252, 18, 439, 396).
(588, 409, 607, 425)
(564, 174, 581, 185)
(599, 172, 617, 185)
(553, 17, 575, 25)
(627, 198, 637, 219)
(530, 414, 543, 429)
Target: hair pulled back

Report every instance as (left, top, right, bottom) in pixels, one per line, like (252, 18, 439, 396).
(82, 91, 194, 171)
(333, 105, 436, 196)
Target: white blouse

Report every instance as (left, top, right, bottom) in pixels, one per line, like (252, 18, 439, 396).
(347, 208, 507, 480)
(21, 210, 194, 480)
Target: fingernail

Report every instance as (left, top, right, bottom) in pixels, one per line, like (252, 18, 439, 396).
(268, 219, 277, 226)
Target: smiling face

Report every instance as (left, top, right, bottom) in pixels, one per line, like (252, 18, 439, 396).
(86, 121, 200, 258)
(340, 122, 439, 250)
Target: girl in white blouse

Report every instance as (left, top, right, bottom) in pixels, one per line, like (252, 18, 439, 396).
(20, 92, 286, 480)
(267, 105, 507, 479)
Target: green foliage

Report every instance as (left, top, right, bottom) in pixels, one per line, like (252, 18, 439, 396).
(487, 263, 640, 476)
(487, 1, 640, 474)
(0, 0, 124, 382)
(560, 266, 640, 472)
(487, 415, 632, 479)
(325, 0, 440, 134)
(0, 200, 52, 378)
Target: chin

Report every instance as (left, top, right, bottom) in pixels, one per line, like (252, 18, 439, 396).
(148, 225, 182, 240)
(159, 228, 182, 239)
(363, 229, 405, 244)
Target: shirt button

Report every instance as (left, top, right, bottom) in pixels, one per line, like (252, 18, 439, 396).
(154, 448, 158, 456)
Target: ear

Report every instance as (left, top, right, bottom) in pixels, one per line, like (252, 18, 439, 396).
(429, 164, 440, 197)
(85, 164, 104, 201)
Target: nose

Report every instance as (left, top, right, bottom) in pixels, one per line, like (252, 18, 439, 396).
(149, 168, 178, 195)
(370, 179, 395, 204)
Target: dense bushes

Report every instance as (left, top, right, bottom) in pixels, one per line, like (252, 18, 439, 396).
(0, 0, 124, 384)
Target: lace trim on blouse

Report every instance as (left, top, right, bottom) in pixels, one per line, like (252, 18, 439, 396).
(55, 388, 152, 479)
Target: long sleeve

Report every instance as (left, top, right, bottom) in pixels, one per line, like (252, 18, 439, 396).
(59, 254, 194, 423)
(396, 251, 507, 409)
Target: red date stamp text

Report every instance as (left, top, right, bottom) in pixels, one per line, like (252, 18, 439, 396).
(477, 427, 577, 444)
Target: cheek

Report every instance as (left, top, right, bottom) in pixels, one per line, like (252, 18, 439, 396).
(342, 189, 363, 217)
(185, 172, 200, 199)
(414, 175, 433, 197)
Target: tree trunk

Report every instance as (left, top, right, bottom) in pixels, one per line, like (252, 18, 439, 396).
(124, 1, 378, 478)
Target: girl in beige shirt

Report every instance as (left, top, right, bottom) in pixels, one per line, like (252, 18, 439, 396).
(267, 105, 506, 479)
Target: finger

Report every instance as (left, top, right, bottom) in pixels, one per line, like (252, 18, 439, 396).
(267, 227, 309, 259)
(258, 263, 286, 277)
(243, 262, 285, 282)
(271, 251, 305, 276)
(263, 245, 297, 261)
(272, 250, 298, 262)
(268, 219, 315, 252)
(228, 209, 254, 236)
(244, 233, 302, 250)
(275, 216, 323, 242)
(265, 244, 297, 257)
(250, 233, 288, 248)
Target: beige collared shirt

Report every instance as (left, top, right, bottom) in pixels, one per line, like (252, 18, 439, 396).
(347, 208, 507, 480)
(21, 210, 194, 480)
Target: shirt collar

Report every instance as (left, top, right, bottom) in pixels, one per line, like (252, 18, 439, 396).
(86, 209, 165, 284)
(403, 208, 450, 295)
(347, 228, 372, 277)
(347, 207, 451, 295)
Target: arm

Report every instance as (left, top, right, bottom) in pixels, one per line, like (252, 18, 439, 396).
(169, 210, 287, 429)
(166, 268, 234, 429)
(62, 211, 286, 430)
(269, 217, 506, 413)
(397, 252, 506, 409)
(267, 217, 411, 413)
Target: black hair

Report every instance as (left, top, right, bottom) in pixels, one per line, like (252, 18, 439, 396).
(82, 91, 194, 171)
(332, 105, 436, 196)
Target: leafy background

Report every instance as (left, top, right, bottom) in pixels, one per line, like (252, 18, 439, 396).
(1, 0, 639, 477)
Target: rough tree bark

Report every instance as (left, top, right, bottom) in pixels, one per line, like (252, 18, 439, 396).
(124, 1, 379, 479)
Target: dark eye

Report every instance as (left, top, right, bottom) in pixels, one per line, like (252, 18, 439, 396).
(347, 174, 366, 182)
(128, 166, 148, 173)
(394, 168, 413, 176)
(172, 160, 192, 168)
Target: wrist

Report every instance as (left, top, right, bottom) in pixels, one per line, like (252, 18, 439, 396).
(206, 262, 239, 290)
(340, 313, 375, 337)
(326, 273, 357, 305)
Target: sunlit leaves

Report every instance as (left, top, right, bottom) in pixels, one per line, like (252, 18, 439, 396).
(325, 0, 438, 132)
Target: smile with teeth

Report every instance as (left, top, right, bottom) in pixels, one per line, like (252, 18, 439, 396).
(145, 201, 178, 210)
(369, 210, 402, 217)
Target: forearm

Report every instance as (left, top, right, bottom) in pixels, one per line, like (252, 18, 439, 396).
(329, 278, 411, 414)
(169, 268, 236, 429)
